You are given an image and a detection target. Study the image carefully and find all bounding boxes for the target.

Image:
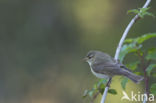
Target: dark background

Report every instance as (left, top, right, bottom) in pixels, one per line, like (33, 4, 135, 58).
(0, 0, 156, 103)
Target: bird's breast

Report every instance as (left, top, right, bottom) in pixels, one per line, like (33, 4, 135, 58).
(90, 66, 109, 79)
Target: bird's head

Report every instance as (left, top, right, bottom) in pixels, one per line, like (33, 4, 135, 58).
(83, 51, 96, 65)
(84, 50, 112, 65)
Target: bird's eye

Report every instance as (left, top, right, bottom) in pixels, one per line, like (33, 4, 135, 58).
(88, 56, 92, 59)
(88, 55, 93, 59)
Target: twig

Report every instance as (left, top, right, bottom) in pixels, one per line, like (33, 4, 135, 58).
(138, 52, 151, 103)
(137, 51, 151, 98)
(90, 91, 100, 103)
(100, 0, 151, 103)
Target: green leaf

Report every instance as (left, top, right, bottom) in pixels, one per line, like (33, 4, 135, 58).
(124, 33, 156, 44)
(139, 8, 150, 18)
(146, 48, 156, 60)
(119, 43, 142, 62)
(136, 33, 156, 44)
(83, 90, 89, 98)
(124, 38, 134, 43)
(127, 7, 155, 18)
(127, 9, 139, 14)
(126, 61, 140, 71)
(150, 83, 156, 96)
(121, 77, 128, 90)
(108, 89, 117, 95)
(146, 64, 156, 76)
(88, 89, 95, 97)
(139, 7, 155, 18)
(98, 84, 105, 94)
(97, 79, 107, 88)
(83, 89, 97, 98)
(144, 12, 155, 18)
(134, 72, 142, 76)
(96, 79, 107, 94)
(99, 87, 105, 94)
(139, 7, 150, 13)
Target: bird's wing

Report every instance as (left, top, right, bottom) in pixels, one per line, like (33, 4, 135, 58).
(92, 62, 124, 76)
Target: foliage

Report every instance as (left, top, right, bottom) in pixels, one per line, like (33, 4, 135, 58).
(146, 64, 156, 76)
(83, 79, 117, 100)
(119, 33, 156, 61)
(121, 77, 128, 90)
(83, 33, 156, 102)
(119, 33, 156, 97)
(108, 89, 117, 95)
(119, 33, 156, 90)
(127, 7, 155, 18)
(83, 5, 155, 102)
(146, 48, 156, 60)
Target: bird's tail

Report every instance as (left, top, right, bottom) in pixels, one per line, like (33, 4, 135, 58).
(123, 70, 144, 84)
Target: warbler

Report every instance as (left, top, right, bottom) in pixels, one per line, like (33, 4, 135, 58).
(84, 50, 143, 84)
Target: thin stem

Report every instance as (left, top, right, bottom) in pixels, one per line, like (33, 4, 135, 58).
(106, 78, 112, 87)
(137, 51, 151, 103)
(144, 68, 150, 97)
(90, 91, 100, 103)
(100, 0, 151, 103)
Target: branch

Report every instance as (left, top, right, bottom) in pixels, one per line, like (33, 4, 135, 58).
(115, 0, 151, 60)
(137, 51, 151, 97)
(90, 91, 100, 103)
(100, 0, 151, 103)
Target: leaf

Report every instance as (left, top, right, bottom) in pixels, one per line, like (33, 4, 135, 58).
(136, 33, 156, 44)
(121, 33, 156, 62)
(144, 12, 155, 18)
(124, 38, 134, 43)
(83, 89, 97, 98)
(124, 33, 156, 44)
(139, 8, 150, 18)
(97, 79, 107, 88)
(150, 83, 156, 96)
(139, 7, 155, 18)
(98, 84, 105, 94)
(127, 9, 139, 14)
(146, 48, 156, 60)
(127, 7, 155, 18)
(139, 7, 150, 13)
(134, 72, 142, 76)
(88, 89, 95, 97)
(119, 43, 142, 62)
(83, 90, 89, 98)
(146, 64, 156, 76)
(126, 61, 140, 71)
(121, 77, 129, 90)
(108, 89, 117, 95)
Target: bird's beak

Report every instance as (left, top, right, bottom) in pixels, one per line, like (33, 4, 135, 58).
(83, 57, 88, 61)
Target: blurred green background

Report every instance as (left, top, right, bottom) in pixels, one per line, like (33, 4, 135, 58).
(0, 0, 156, 103)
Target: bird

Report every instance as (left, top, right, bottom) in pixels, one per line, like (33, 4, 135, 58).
(84, 50, 144, 84)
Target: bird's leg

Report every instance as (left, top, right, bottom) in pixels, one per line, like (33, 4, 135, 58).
(106, 77, 112, 87)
